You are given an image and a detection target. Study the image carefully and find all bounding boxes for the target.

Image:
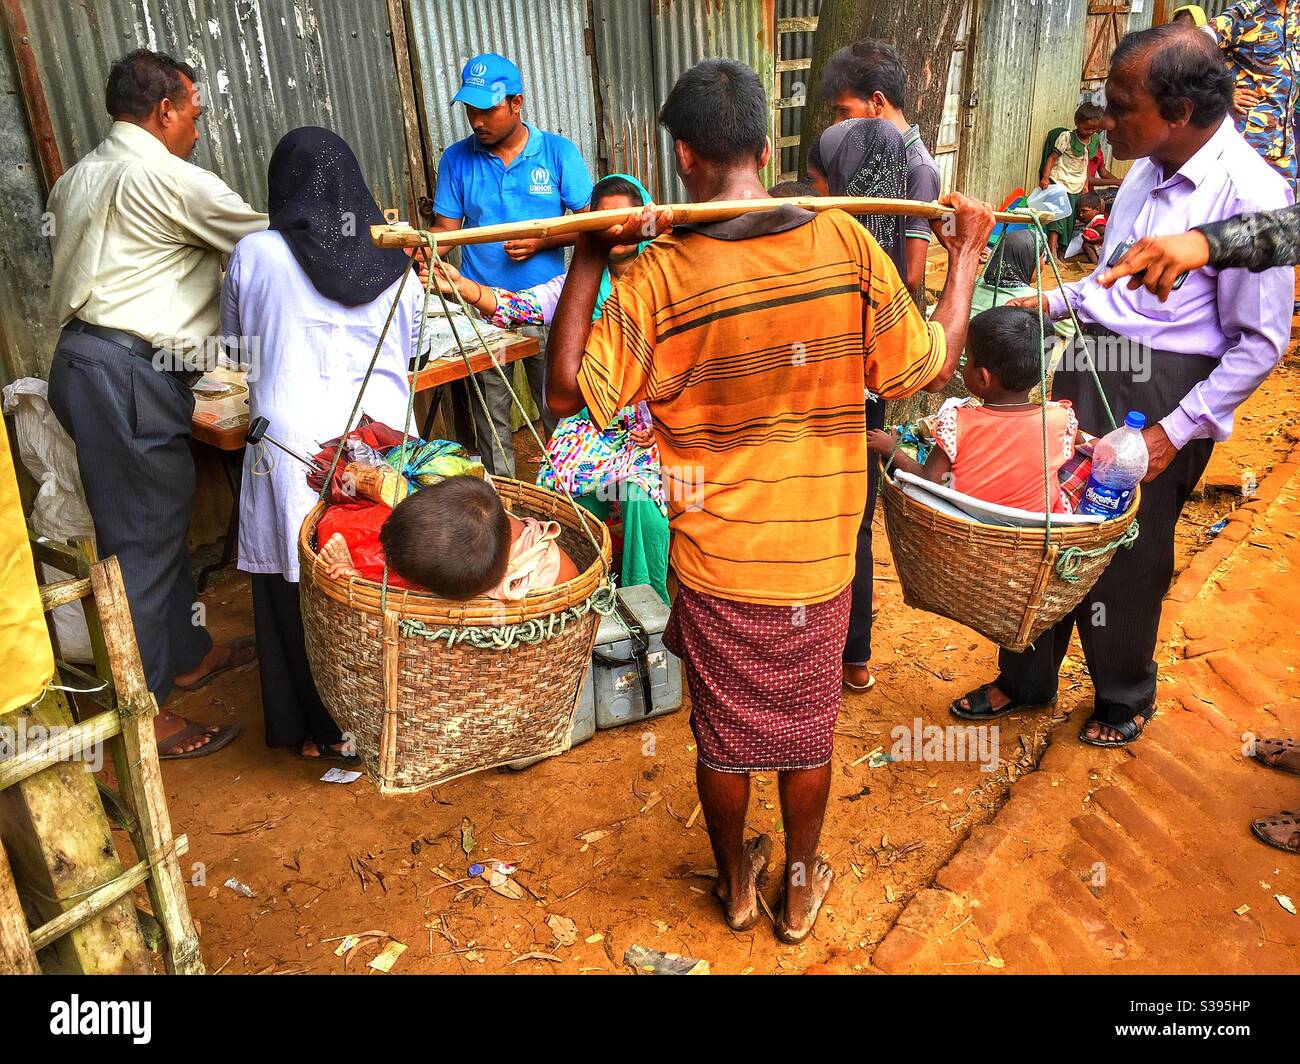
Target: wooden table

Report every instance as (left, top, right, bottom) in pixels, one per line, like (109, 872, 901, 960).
(188, 331, 540, 588)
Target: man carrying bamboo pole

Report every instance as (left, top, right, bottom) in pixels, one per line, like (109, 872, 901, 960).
(545, 59, 994, 942)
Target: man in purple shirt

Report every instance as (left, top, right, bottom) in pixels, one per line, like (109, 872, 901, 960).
(952, 24, 1291, 746)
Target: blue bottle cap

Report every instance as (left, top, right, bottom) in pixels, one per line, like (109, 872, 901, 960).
(468, 863, 484, 877)
(1124, 411, 1146, 430)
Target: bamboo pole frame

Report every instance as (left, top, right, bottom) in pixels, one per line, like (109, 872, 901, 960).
(370, 196, 1048, 249)
(3, 552, 204, 974)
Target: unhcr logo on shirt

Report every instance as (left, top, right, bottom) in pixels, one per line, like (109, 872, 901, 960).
(528, 165, 555, 195)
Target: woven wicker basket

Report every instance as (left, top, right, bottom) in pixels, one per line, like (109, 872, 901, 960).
(298, 479, 612, 794)
(881, 474, 1139, 652)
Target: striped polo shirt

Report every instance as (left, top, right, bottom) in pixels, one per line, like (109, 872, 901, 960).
(578, 206, 945, 607)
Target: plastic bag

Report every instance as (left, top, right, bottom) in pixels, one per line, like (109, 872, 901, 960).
(2, 379, 96, 661)
(316, 501, 414, 587)
(386, 438, 484, 488)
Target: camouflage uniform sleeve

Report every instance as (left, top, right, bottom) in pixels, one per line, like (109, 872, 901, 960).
(1196, 203, 1300, 272)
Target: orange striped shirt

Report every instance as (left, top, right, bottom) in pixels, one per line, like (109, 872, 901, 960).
(578, 207, 945, 606)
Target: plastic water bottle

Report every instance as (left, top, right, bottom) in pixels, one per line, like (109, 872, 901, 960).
(1079, 412, 1149, 518)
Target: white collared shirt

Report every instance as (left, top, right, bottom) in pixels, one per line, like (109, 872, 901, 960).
(47, 121, 267, 359)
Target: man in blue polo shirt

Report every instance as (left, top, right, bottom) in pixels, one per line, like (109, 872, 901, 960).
(431, 52, 593, 477)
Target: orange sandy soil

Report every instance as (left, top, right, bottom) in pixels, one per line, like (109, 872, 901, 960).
(149, 264, 1300, 976)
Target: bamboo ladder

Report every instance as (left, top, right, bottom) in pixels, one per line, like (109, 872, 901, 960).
(0, 537, 202, 974)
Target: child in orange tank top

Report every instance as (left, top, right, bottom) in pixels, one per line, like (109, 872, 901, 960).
(870, 306, 1080, 513)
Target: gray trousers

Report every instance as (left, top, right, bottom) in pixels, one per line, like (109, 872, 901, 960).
(47, 330, 212, 703)
(469, 325, 557, 478)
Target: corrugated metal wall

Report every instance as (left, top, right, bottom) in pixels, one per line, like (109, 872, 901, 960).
(1028, 0, 1089, 191)
(0, 22, 56, 381)
(648, 0, 778, 195)
(963, 0, 1091, 204)
(591, 0, 778, 201)
(21, 0, 411, 213)
(589, 0, 660, 193)
(406, 0, 598, 187)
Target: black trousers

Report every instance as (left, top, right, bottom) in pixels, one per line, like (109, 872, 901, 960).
(250, 573, 344, 750)
(47, 332, 211, 703)
(995, 333, 1216, 724)
(844, 397, 887, 664)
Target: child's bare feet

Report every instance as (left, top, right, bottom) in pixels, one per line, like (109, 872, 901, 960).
(319, 533, 360, 580)
(713, 834, 771, 931)
(777, 857, 834, 944)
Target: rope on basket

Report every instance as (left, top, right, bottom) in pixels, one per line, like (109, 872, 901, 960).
(1009, 208, 1140, 564)
(1055, 519, 1140, 583)
(315, 227, 622, 647)
(399, 581, 618, 649)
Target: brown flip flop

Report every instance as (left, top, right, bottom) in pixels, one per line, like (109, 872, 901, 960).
(173, 635, 257, 693)
(1252, 738, 1300, 776)
(1250, 809, 1300, 855)
(158, 722, 241, 760)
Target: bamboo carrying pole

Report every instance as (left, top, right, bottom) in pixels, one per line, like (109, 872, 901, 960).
(370, 196, 1048, 249)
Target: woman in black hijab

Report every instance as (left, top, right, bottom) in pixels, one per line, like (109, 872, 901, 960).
(220, 127, 425, 765)
(266, 126, 411, 305)
(808, 118, 910, 281)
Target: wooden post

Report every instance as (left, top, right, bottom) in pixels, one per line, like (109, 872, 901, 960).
(385, 0, 432, 225)
(0, 687, 151, 973)
(0, 0, 63, 194)
(89, 557, 204, 974)
(0, 841, 38, 974)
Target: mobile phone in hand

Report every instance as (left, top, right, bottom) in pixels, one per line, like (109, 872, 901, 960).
(1106, 236, 1188, 291)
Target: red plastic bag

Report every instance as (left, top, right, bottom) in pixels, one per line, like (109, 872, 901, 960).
(316, 501, 415, 588)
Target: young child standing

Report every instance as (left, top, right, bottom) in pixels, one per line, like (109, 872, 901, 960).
(1041, 102, 1106, 258)
(870, 306, 1080, 514)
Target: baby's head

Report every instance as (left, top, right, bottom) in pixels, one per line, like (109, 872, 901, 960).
(963, 306, 1052, 401)
(1074, 101, 1105, 139)
(1076, 190, 1104, 225)
(379, 476, 511, 599)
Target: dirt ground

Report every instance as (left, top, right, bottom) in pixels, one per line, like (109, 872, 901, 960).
(136, 263, 1300, 976)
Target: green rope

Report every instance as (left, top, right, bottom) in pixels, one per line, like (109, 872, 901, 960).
(1016, 209, 1118, 433)
(316, 263, 413, 504)
(416, 230, 613, 578)
(1055, 518, 1139, 582)
(399, 580, 618, 650)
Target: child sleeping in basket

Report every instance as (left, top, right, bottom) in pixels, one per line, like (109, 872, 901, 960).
(318, 475, 579, 600)
(868, 306, 1081, 514)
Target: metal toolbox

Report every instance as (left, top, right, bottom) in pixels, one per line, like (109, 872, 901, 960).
(589, 584, 682, 730)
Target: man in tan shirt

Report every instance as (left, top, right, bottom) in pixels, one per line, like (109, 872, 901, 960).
(46, 49, 266, 758)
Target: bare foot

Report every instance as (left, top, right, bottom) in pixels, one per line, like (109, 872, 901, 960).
(777, 857, 834, 945)
(713, 834, 772, 931)
(300, 739, 355, 759)
(319, 533, 360, 580)
(154, 710, 219, 755)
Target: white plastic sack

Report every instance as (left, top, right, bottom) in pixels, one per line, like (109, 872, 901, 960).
(3, 378, 97, 662)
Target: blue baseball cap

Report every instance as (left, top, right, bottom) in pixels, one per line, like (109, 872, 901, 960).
(452, 53, 523, 110)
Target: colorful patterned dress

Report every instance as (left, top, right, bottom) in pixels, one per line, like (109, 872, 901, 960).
(483, 276, 670, 604)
